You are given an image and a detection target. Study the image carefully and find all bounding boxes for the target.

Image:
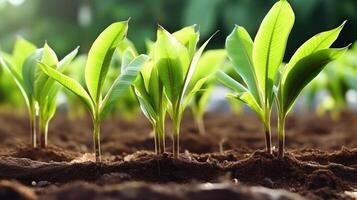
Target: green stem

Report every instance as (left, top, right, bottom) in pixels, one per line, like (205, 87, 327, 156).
(195, 115, 206, 136)
(154, 127, 159, 154)
(40, 119, 49, 148)
(172, 114, 180, 158)
(155, 124, 165, 155)
(30, 113, 37, 148)
(264, 127, 272, 154)
(93, 118, 101, 162)
(264, 108, 272, 154)
(278, 115, 286, 159)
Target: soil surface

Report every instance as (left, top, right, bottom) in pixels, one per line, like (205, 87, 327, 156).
(0, 111, 356, 200)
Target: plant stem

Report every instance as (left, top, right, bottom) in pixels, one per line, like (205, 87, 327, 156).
(264, 126, 272, 154)
(93, 119, 101, 162)
(195, 115, 206, 136)
(264, 108, 272, 154)
(154, 118, 165, 155)
(278, 115, 286, 159)
(172, 114, 180, 158)
(40, 120, 49, 148)
(29, 113, 37, 148)
(154, 128, 159, 154)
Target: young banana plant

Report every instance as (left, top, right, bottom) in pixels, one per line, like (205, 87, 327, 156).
(0, 38, 78, 148)
(154, 25, 217, 158)
(218, 0, 348, 158)
(0, 38, 37, 147)
(275, 22, 348, 158)
(190, 49, 226, 135)
(133, 43, 167, 155)
(39, 21, 149, 162)
(217, 0, 295, 154)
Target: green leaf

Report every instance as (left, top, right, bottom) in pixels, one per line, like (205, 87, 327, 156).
(182, 77, 208, 108)
(226, 26, 260, 102)
(286, 21, 346, 73)
(134, 89, 158, 124)
(155, 26, 190, 104)
(228, 92, 263, 120)
(148, 66, 162, 112)
(216, 70, 247, 93)
(0, 57, 31, 107)
(85, 21, 128, 103)
(22, 49, 43, 98)
(35, 43, 59, 99)
(38, 62, 94, 114)
(281, 47, 348, 114)
(173, 25, 199, 57)
(180, 33, 216, 104)
(100, 54, 149, 119)
(39, 47, 79, 111)
(12, 38, 36, 75)
(121, 48, 136, 72)
(252, 0, 294, 105)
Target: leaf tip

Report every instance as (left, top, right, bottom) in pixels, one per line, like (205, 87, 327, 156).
(126, 17, 131, 24)
(341, 20, 347, 27)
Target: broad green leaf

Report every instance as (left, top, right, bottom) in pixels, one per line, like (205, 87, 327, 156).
(134, 89, 158, 124)
(148, 66, 162, 112)
(39, 47, 79, 108)
(85, 21, 128, 103)
(173, 25, 199, 57)
(253, 0, 294, 105)
(121, 48, 136, 73)
(22, 49, 44, 98)
(216, 70, 247, 93)
(100, 54, 149, 119)
(226, 26, 259, 102)
(182, 77, 208, 108)
(0, 58, 30, 107)
(155, 26, 190, 104)
(117, 38, 138, 56)
(228, 92, 263, 120)
(281, 47, 348, 114)
(286, 21, 346, 73)
(12, 38, 36, 74)
(38, 62, 94, 113)
(35, 44, 59, 99)
(193, 50, 226, 80)
(180, 33, 216, 103)
(57, 47, 80, 72)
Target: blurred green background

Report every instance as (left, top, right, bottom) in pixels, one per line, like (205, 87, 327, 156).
(0, 0, 355, 60)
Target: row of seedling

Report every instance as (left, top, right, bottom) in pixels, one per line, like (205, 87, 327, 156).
(0, 0, 349, 162)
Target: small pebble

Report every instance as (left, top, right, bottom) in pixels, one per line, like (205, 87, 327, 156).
(232, 178, 239, 184)
(31, 181, 36, 186)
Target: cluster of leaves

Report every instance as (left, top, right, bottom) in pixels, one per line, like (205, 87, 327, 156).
(218, 0, 348, 158)
(134, 25, 221, 157)
(63, 40, 141, 121)
(304, 42, 357, 119)
(39, 21, 149, 162)
(0, 38, 78, 148)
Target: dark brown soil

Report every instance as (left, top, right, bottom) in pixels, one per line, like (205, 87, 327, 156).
(0, 111, 356, 200)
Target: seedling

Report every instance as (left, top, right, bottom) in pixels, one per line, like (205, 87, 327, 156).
(0, 38, 78, 148)
(154, 25, 217, 157)
(39, 21, 149, 162)
(133, 39, 167, 154)
(218, 0, 347, 157)
(190, 50, 226, 135)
